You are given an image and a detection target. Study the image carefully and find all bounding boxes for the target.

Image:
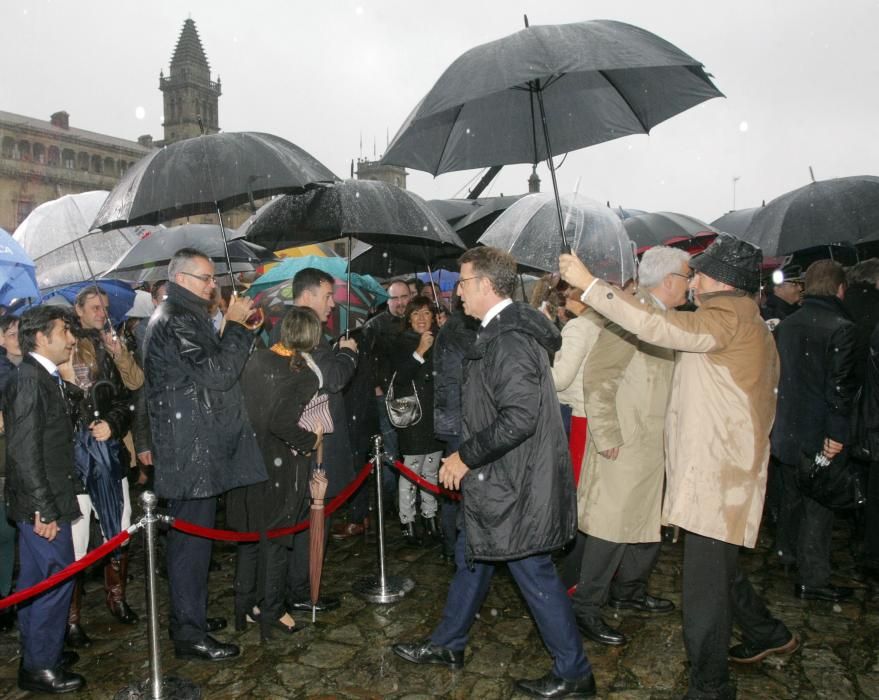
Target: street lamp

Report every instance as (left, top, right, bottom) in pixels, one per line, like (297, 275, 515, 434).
(732, 176, 741, 211)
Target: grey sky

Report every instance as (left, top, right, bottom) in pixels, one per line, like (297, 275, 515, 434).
(3, 0, 877, 222)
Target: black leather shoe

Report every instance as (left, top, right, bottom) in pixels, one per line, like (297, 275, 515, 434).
(289, 596, 340, 612)
(60, 651, 79, 667)
(795, 583, 854, 602)
(108, 600, 139, 625)
(576, 617, 627, 646)
(608, 593, 675, 614)
(514, 671, 597, 698)
(206, 616, 227, 632)
(392, 640, 464, 669)
(729, 632, 799, 663)
(65, 623, 92, 648)
(18, 665, 86, 694)
(173, 635, 240, 662)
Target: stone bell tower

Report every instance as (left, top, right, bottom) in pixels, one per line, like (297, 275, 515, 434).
(159, 18, 222, 144)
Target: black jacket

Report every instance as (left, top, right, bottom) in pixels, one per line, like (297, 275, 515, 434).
(143, 282, 266, 500)
(226, 350, 319, 544)
(4, 356, 82, 523)
(391, 329, 443, 455)
(457, 302, 575, 561)
(843, 283, 879, 388)
(361, 310, 405, 393)
(771, 295, 858, 465)
(433, 311, 478, 438)
(860, 322, 879, 457)
(761, 294, 800, 324)
(70, 329, 132, 443)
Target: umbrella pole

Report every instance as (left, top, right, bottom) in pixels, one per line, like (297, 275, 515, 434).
(533, 83, 570, 252)
(215, 204, 238, 295)
(425, 262, 441, 311)
(346, 235, 352, 338)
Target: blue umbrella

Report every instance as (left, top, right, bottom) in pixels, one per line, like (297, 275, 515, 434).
(0, 227, 41, 307)
(42, 280, 136, 326)
(417, 269, 459, 292)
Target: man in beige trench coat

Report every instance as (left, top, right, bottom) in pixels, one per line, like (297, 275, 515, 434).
(561, 234, 799, 700)
(572, 247, 690, 647)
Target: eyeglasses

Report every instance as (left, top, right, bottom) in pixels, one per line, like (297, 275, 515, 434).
(670, 271, 695, 281)
(180, 271, 217, 284)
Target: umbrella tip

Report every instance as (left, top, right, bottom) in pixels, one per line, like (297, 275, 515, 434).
(523, 14, 529, 28)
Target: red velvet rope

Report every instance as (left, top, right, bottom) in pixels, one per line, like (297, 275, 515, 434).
(170, 460, 375, 542)
(391, 458, 462, 501)
(0, 530, 132, 610)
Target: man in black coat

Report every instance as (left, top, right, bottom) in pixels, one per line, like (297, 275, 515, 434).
(772, 260, 858, 602)
(287, 267, 358, 612)
(393, 247, 595, 699)
(5, 306, 85, 693)
(144, 248, 266, 661)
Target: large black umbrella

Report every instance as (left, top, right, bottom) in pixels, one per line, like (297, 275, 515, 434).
(623, 212, 719, 251)
(741, 176, 879, 255)
(453, 195, 525, 247)
(711, 207, 761, 237)
(382, 19, 722, 244)
(101, 224, 278, 283)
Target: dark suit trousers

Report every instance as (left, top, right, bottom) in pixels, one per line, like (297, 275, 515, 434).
(17, 521, 75, 671)
(571, 535, 660, 622)
(777, 462, 834, 586)
(167, 497, 216, 642)
(430, 532, 591, 680)
(682, 532, 789, 698)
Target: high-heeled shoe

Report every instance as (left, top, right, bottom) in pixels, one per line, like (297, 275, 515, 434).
(260, 613, 302, 641)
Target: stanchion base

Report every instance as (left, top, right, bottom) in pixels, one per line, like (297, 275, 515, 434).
(114, 676, 201, 700)
(353, 574, 415, 603)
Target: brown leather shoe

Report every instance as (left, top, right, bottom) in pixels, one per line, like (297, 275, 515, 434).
(331, 520, 367, 540)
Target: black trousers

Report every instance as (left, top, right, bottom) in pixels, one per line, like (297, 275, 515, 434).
(776, 462, 835, 586)
(682, 532, 789, 698)
(864, 461, 879, 565)
(571, 535, 660, 621)
(167, 497, 216, 642)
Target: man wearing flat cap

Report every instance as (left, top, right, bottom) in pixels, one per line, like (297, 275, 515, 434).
(561, 233, 798, 700)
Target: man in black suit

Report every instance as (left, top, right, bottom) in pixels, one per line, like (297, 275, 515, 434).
(5, 306, 85, 694)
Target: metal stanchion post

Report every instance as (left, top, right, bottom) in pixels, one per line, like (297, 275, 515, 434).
(353, 435, 414, 603)
(115, 492, 199, 700)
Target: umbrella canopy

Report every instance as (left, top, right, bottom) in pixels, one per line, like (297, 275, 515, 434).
(91, 132, 339, 231)
(42, 280, 136, 326)
(711, 207, 761, 237)
(101, 223, 277, 283)
(13, 191, 139, 289)
(610, 206, 649, 221)
(249, 255, 350, 294)
(478, 192, 636, 283)
(382, 20, 722, 174)
(741, 176, 879, 256)
(623, 212, 719, 251)
(0, 227, 41, 306)
(452, 195, 525, 247)
(242, 179, 465, 253)
(249, 276, 386, 340)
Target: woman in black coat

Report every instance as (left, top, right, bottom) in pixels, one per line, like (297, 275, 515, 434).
(390, 296, 444, 544)
(226, 307, 324, 640)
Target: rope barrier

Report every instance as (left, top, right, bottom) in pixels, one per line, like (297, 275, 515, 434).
(169, 460, 374, 542)
(0, 528, 134, 610)
(391, 458, 462, 501)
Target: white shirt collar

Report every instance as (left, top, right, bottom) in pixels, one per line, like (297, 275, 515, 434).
(29, 351, 59, 375)
(481, 298, 514, 328)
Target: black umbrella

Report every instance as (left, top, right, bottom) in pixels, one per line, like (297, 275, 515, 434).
(382, 19, 722, 246)
(453, 195, 525, 247)
(741, 176, 879, 256)
(711, 207, 761, 237)
(90, 131, 338, 292)
(101, 224, 277, 283)
(623, 212, 719, 251)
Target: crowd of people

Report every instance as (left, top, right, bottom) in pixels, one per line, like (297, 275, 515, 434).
(1, 238, 878, 698)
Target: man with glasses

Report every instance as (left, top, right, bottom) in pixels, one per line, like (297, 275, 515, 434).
(144, 248, 266, 661)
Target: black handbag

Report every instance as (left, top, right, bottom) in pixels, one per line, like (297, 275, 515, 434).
(796, 450, 865, 510)
(385, 372, 422, 428)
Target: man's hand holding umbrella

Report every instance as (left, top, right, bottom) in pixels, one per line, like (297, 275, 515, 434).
(558, 252, 596, 293)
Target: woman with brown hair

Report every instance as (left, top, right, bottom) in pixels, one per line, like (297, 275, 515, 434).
(227, 306, 324, 640)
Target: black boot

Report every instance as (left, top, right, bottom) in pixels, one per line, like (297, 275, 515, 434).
(422, 516, 441, 546)
(401, 522, 422, 545)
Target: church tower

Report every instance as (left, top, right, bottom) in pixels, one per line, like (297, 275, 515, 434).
(159, 18, 221, 144)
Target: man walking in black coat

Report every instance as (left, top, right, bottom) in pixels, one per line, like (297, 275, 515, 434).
(393, 247, 594, 699)
(5, 306, 85, 693)
(144, 248, 266, 661)
(773, 260, 858, 602)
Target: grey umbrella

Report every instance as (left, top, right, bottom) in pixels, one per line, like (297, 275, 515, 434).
(741, 176, 879, 256)
(711, 207, 761, 237)
(382, 19, 722, 245)
(623, 212, 719, 251)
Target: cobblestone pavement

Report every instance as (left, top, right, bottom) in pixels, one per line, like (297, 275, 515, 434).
(1, 496, 877, 699)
